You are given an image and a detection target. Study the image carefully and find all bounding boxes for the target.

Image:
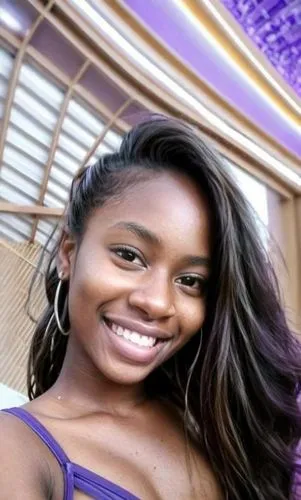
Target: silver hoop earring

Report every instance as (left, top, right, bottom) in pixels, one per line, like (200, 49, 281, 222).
(45, 312, 55, 338)
(54, 274, 70, 336)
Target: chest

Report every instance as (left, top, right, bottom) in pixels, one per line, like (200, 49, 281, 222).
(48, 416, 200, 500)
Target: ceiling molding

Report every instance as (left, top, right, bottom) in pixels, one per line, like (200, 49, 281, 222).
(0, 0, 299, 235)
(217, 0, 301, 103)
(187, 0, 300, 116)
(49, 0, 301, 189)
(101, 0, 301, 165)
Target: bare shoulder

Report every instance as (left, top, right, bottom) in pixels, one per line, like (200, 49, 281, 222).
(0, 412, 51, 499)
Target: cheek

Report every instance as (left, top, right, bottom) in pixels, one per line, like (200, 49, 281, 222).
(178, 299, 206, 343)
(67, 253, 105, 324)
(68, 253, 130, 315)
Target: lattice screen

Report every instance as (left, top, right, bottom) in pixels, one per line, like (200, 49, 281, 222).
(0, 241, 46, 395)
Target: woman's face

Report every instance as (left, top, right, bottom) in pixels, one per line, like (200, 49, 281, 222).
(60, 170, 211, 385)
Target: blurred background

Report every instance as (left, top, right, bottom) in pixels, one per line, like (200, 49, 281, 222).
(0, 0, 300, 406)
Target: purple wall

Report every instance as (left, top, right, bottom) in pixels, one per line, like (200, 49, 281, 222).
(222, 0, 301, 98)
(124, 0, 301, 157)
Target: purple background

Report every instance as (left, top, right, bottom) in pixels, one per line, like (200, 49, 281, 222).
(124, 0, 301, 157)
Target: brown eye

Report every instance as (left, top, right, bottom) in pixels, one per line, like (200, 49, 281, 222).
(176, 275, 207, 296)
(112, 246, 146, 267)
(115, 249, 136, 262)
(179, 276, 199, 288)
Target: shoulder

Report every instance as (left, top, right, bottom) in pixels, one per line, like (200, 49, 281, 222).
(0, 411, 52, 499)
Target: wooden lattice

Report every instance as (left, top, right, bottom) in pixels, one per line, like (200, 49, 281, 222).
(0, 240, 46, 394)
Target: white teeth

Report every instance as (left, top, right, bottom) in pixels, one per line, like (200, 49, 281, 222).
(111, 323, 119, 334)
(124, 328, 131, 339)
(117, 325, 124, 336)
(131, 332, 140, 343)
(109, 321, 156, 348)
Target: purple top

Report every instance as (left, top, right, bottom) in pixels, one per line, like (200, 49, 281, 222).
(3, 407, 140, 500)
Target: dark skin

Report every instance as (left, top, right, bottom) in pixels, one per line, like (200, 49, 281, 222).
(0, 170, 222, 499)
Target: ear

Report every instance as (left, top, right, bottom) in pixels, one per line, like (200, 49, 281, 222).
(57, 230, 76, 279)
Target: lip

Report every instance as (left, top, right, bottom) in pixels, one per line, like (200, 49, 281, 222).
(102, 317, 172, 365)
(103, 313, 174, 341)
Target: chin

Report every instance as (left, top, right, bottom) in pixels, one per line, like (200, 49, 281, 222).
(98, 359, 155, 387)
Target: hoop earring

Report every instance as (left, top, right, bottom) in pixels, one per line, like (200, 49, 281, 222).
(54, 273, 70, 336)
(45, 312, 55, 338)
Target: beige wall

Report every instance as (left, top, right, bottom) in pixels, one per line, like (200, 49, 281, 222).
(267, 190, 301, 335)
(0, 241, 45, 395)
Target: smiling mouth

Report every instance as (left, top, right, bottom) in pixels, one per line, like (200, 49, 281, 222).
(104, 318, 166, 349)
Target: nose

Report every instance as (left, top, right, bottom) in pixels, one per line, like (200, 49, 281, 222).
(128, 270, 176, 320)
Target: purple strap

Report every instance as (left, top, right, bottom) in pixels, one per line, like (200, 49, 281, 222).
(2, 407, 140, 500)
(3, 407, 74, 500)
(72, 463, 139, 499)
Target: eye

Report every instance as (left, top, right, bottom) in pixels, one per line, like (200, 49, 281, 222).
(111, 246, 146, 267)
(176, 275, 207, 296)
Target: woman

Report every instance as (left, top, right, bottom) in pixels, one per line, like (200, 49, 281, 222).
(0, 116, 300, 499)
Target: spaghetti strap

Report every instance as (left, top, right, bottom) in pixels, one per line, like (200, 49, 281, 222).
(2, 407, 139, 499)
(3, 407, 70, 465)
(2, 407, 74, 500)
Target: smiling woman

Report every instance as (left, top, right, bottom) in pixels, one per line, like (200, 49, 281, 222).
(1, 116, 300, 500)
(57, 166, 211, 388)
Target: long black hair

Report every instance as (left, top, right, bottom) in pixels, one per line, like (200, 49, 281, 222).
(27, 116, 301, 499)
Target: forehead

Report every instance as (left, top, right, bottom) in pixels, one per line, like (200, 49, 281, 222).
(87, 170, 210, 252)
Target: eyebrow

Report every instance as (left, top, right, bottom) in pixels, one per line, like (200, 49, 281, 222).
(111, 221, 210, 269)
(111, 221, 162, 246)
(182, 255, 210, 268)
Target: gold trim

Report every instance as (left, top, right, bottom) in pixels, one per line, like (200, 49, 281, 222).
(104, 0, 301, 166)
(204, 0, 300, 114)
(52, 1, 301, 192)
(0, 4, 298, 196)
(183, 0, 300, 120)
(1, 0, 300, 196)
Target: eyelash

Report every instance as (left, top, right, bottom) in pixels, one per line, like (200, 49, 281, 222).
(112, 245, 146, 267)
(112, 246, 207, 295)
(176, 275, 208, 296)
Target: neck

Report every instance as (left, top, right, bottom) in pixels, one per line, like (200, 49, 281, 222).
(48, 339, 147, 416)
